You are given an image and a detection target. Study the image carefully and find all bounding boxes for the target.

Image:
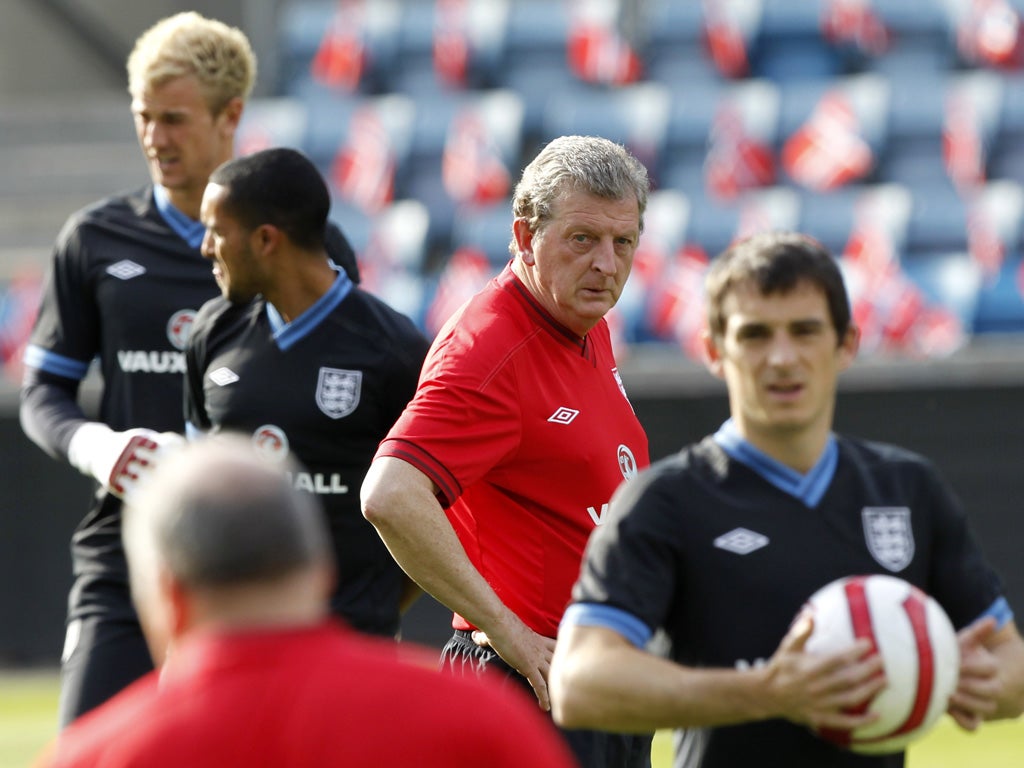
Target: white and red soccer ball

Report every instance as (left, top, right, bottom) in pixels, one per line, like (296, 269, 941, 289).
(803, 574, 960, 754)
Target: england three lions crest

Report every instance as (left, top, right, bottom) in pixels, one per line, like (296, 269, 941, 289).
(862, 507, 914, 572)
(316, 367, 362, 419)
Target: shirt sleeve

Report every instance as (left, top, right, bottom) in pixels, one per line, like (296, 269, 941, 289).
(376, 347, 523, 508)
(571, 463, 680, 639)
(922, 460, 1011, 629)
(183, 306, 214, 434)
(25, 221, 101, 376)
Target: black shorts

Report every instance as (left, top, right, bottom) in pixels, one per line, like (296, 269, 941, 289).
(441, 630, 652, 768)
(58, 612, 153, 729)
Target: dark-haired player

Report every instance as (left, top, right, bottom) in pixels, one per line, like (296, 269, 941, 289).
(19, 12, 359, 728)
(550, 231, 1024, 768)
(186, 147, 429, 638)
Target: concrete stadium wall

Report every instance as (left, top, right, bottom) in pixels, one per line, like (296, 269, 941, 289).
(0, 1, 276, 100)
(2, 373, 1022, 665)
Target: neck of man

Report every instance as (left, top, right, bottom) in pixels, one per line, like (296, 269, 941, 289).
(181, 566, 333, 638)
(736, 421, 832, 475)
(264, 253, 338, 323)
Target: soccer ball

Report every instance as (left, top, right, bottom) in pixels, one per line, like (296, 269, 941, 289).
(803, 574, 960, 754)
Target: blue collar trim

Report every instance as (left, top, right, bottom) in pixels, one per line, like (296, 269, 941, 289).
(713, 419, 838, 508)
(268, 266, 353, 351)
(154, 185, 205, 249)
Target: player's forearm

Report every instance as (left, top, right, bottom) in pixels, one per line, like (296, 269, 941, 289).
(551, 625, 772, 732)
(361, 457, 513, 633)
(19, 369, 89, 460)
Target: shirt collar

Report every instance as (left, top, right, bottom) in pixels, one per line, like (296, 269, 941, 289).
(154, 185, 206, 249)
(713, 419, 838, 508)
(267, 264, 354, 351)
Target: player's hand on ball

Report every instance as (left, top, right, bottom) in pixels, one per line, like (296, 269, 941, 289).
(949, 616, 1000, 730)
(767, 610, 886, 730)
(69, 424, 186, 500)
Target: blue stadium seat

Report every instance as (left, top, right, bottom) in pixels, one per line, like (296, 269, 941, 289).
(685, 195, 742, 259)
(796, 185, 861, 254)
(401, 88, 525, 250)
(643, 0, 719, 86)
(989, 72, 1024, 180)
(277, 0, 335, 94)
(540, 81, 671, 184)
(973, 254, 1024, 334)
(875, 70, 948, 186)
(299, 89, 362, 171)
(752, 0, 845, 81)
(449, 199, 514, 267)
(277, 0, 404, 95)
(901, 250, 982, 333)
(328, 197, 373, 257)
(236, 97, 308, 155)
(905, 178, 969, 254)
(661, 81, 722, 195)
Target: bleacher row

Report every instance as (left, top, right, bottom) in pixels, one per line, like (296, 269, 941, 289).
(3, 0, 1024, 379)
(231, 0, 1024, 358)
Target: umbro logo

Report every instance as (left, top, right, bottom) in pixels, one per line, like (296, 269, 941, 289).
(106, 260, 146, 280)
(714, 528, 769, 555)
(209, 367, 239, 386)
(548, 407, 579, 425)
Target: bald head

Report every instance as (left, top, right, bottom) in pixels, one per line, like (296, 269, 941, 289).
(123, 434, 334, 657)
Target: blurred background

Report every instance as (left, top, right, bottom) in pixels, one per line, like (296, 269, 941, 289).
(1, 0, 1023, 668)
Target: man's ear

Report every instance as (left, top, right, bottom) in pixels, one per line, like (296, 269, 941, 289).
(219, 96, 245, 134)
(837, 323, 860, 371)
(512, 218, 535, 265)
(252, 223, 282, 256)
(702, 330, 725, 380)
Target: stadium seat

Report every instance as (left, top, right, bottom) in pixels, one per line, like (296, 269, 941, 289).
(539, 81, 671, 185)
(328, 197, 374, 257)
(448, 198, 514, 267)
(973, 253, 1024, 334)
(277, 0, 336, 94)
(989, 72, 1024, 180)
(298, 88, 363, 172)
(403, 88, 525, 249)
(874, 70, 948, 187)
(279, 0, 405, 95)
(751, 0, 845, 81)
(358, 198, 432, 324)
(796, 185, 861, 254)
(901, 250, 982, 334)
(905, 178, 969, 254)
(235, 97, 308, 156)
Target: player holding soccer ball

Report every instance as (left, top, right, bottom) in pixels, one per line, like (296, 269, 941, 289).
(18, 12, 359, 728)
(550, 232, 1024, 767)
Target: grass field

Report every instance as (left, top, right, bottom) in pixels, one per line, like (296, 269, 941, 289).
(2, 669, 1022, 767)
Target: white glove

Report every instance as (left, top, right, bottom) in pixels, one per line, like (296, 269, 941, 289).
(68, 423, 185, 500)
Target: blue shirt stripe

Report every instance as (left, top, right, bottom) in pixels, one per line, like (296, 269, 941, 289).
(981, 596, 1014, 631)
(154, 185, 205, 249)
(23, 344, 90, 380)
(269, 267, 353, 351)
(561, 603, 653, 649)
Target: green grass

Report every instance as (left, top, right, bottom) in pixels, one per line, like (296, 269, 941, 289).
(3, 670, 1022, 767)
(0, 670, 60, 768)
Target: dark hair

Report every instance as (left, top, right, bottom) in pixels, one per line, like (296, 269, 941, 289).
(209, 147, 329, 250)
(705, 231, 852, 342)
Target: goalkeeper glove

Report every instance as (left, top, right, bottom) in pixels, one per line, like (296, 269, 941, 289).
(68, 423, 185, 500)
